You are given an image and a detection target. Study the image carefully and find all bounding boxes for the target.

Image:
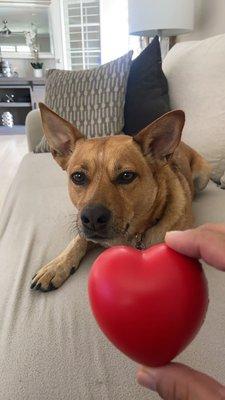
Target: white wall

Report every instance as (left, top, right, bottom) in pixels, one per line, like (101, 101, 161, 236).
(100, 0, 225, 59)
(100, 0, 130, 63)
(178, 0, 225, 42)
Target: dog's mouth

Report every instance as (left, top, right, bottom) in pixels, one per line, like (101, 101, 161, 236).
(74, 208, 131, 242)
(85, 231, 109, 240)
(81, 222, 130, 242)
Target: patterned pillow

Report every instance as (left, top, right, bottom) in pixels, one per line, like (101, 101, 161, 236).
(34, 51, 133, 153)
(34, 134, 49, 153)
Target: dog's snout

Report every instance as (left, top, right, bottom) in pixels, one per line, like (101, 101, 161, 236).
(81, 204, 111, 234)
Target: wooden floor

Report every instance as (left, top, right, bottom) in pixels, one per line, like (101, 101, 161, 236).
(0, 135, 27, 211)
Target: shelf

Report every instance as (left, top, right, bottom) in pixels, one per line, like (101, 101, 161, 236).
(0, 52, 55, 60)
(0, 102, 31, 108)
(0, 78, 45, 86)
(0, 125, 25, 135)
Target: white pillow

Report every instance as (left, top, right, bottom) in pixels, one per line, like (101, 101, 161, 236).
(163, 34, 225, 186)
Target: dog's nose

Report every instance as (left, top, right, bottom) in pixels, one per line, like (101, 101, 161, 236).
(81, 204, 111, 233)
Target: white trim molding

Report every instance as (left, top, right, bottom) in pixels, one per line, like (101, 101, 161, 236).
(0, 0, 51, 5)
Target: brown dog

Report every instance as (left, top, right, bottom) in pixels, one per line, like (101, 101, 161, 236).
(31, 103, 211, 292)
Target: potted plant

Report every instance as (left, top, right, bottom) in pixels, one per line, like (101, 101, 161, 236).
(30, 62, 44, 78)
(24, 23, 44, 78)
(30, 49, 43, 78)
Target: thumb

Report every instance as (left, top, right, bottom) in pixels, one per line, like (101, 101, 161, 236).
(165, 226, 225, 271)
(137, 363, 225, 400)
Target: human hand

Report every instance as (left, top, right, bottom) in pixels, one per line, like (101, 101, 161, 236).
(137, 363, 225, 399)
(137, 223, 225, 399)
(165, 223, 225, 271)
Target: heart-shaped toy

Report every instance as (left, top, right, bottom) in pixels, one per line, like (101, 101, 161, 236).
(88, 244, 208, 367)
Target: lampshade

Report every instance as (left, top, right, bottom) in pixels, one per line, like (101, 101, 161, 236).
(128, 0, 194, 37)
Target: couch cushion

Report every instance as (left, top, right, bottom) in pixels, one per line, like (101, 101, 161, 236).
(123, 36, 170, 135)
(0, 154, 224, 400)
(163, 34, 225, 187)
(0, 153, 150, 400)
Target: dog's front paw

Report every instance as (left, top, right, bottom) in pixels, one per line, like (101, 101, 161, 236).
(30, 261, 77, 292)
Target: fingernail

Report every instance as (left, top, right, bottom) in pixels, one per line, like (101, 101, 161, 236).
(165, 230, 187, 242)
(166, 230, 181, 238)
(137, 369, 157, 391)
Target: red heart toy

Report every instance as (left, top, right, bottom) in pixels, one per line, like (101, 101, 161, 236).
(88, 244, 208, 367)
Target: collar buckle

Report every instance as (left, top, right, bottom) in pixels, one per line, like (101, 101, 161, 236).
(135, 233, 146, 250)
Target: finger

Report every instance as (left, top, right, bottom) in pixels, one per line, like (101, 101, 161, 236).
(165, 227, 225, 271)
(137, 363, 225, 400)
(198, 223, 225, 235)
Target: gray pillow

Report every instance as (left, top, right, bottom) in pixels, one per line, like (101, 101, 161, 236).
(34, 51, 133, 153)
(34, 135, 50, 153)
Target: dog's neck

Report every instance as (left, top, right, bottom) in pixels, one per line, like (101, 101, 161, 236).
(131, 173, 168, 249)
(133, 218, 160, 249)
(130, 164, 192, 250)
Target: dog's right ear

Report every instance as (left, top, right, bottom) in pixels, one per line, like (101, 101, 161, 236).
(39, 102, 84, 170)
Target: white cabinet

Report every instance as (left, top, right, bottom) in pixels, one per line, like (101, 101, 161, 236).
(0, 78, 45, 134)
(49, 0, 66, 69)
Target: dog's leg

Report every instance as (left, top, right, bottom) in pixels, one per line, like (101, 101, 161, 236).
(192, 156, 212, 193)
(187, 147, 212, 193)
(145, 214, 193, 246)
(30, 235, 93, 292)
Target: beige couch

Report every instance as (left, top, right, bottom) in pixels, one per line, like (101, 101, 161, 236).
(0, 38, 224, 400)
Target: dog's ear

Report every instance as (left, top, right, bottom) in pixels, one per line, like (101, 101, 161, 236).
(39, 102, 84, 169)
(134, 110, 185, 162)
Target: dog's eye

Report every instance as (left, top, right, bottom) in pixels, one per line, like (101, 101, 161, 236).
(71, 171, 88, 186)
(116, 171, 137, 185)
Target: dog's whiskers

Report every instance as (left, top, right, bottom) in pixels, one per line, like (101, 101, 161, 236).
(111, 219, 130, 241)
(74, 213, 86, 238)
(61, 212, 81, 237)
(52, 213, 77, 238)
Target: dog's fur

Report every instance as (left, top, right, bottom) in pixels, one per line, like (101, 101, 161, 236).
(31, 103, 211, 292)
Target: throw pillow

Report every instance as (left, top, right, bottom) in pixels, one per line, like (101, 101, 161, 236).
(34, 51, 133, 153)
(123, 36, 170, 136)
(163, 34, 225, 186)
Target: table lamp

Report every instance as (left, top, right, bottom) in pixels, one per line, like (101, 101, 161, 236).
(128, 0, 194, 53)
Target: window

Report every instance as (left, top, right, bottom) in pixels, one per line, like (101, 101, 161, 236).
(63, 0, 101, 70)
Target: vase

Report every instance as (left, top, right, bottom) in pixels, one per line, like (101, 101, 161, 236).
(1, 111, 14, 127)
(33, 69, 43, 78)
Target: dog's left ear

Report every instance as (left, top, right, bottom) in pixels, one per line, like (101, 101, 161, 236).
(39, 102, 84, 169)
(134, 110, 185, 162)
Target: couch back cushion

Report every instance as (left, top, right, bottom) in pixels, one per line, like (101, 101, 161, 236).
(163, 34, 225, 186)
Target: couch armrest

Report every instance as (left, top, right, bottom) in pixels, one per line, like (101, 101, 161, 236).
(25, 109, 44, 152)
